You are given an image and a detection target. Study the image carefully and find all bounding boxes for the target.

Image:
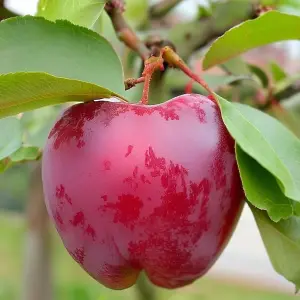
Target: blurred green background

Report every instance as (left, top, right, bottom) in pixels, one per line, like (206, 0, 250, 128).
(0, 209, 295, 300)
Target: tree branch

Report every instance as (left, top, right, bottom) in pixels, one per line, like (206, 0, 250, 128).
(105, 0, 150, 60)
(149, 0, 184, 19)
(167, 1, 257, 60)
(22, 162, 53, 300)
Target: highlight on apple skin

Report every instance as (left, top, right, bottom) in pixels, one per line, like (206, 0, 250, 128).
(42, 94, 244, 290)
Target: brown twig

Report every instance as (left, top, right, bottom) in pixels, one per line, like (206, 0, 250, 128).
(149, 0, 184, 19)
(124, 77, 145, 90)
(105, 0, 150, 60)
(255, 4, 274, 16)
(167, 1, 257, 60)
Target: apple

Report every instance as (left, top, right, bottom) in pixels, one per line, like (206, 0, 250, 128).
(42, 94, 244, 290)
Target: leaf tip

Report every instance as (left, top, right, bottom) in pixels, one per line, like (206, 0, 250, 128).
(202, 57, 210, 71)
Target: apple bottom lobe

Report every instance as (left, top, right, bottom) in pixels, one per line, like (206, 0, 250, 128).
(70, 223, 241, 291)
(89, 264, 196, 290)
(89, 262, 197, 290)
(97, 264, 140, 290)
(88, 253, 223, 290)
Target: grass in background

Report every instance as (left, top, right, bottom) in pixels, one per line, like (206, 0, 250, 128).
(0, 212, 295, 300)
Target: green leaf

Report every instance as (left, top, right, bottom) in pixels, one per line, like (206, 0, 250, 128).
(0, 117, 22, 160)
(0, 146, 41, 173)
(0, 16, 126, 117)
(10, 146, 41, 162)
(236, 145, 293, 222)
(0, 72, 122, 118)
(37, 0, 107, 29)
(203, 11, 300, 69)
(216, 94, 300, 202)
(21, 106, 62, 148)
(248, 64, 269, 88)
(221, 57, 252, 76)
(251, 205, 300, 290)
(270, 62, 287, 83)
(0, 16, 124, 94)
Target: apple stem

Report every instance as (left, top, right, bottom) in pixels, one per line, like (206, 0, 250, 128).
(185, 80, 193, 94)
(162, 46, 216, 102)
(140, 55, 165, 105)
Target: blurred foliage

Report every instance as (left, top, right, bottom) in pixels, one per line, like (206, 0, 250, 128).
(124, 0, 149, 28)
(0, 213, 295, 300)
(0, 165, 29, 211)
(21, 106, 62, 148)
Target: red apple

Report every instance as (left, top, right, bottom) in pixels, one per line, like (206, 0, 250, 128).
(42, 94, 244, 290)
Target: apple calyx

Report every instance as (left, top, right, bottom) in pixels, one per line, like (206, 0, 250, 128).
(125, 46, 216, 106)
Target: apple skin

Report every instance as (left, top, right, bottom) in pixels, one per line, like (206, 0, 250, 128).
(42, 94, 244, 290)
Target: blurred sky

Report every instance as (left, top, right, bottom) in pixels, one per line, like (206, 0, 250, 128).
(6, 0, 207, 16)
(7, 0, 38, 14)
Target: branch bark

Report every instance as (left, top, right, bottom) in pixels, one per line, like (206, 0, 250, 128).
(105, 0, 150, 60)
(149, 0, 184, 19)
(22, 162, 53, 300)
(167, 1, 257, 60)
